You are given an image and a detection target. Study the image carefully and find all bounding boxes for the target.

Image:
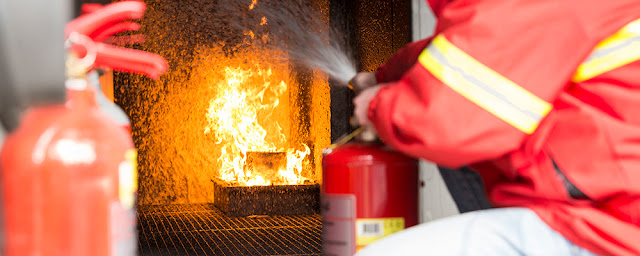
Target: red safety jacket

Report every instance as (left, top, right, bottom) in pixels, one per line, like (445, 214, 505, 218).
(370, 1, 640, 255)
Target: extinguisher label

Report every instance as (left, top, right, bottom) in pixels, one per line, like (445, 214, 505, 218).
(118, 149, 138, 209)
(111, 149, 138, 256)
(322, 193, 356, 256)
(110, 202, 137, 256)
(356, 217, 405, 249)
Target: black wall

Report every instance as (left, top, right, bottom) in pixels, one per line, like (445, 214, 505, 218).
(329, 0, 411, 141)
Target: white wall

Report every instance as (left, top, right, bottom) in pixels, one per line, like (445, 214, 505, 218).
(411, 0, 436, 44)
(411, 0, 461, 223)
(0, 127, 5, 147)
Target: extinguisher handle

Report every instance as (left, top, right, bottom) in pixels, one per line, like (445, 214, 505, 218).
(66, 1, 168, 79)
(91, 21, 141, 43)
(65, 1, 146, 39)
(80, 3, 106, 15)
(76, 2, 143, 43)
(94, 43, 168, 80)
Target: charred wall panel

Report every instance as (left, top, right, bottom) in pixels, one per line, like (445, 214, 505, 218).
(353, 0, 411, 72)
(329, 0, 411, 141)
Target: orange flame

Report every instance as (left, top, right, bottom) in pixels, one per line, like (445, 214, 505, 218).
(203, 50, 310, 186)
(199, 0, 314, 186)
(249, 0, 258, 10)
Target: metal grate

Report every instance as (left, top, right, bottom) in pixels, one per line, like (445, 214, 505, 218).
(137, 204, 322, 256)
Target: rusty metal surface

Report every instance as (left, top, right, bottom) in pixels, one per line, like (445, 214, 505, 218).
(244, 152, 288, 182)
(213, 179, 320, 217)
(137, 204, 322, 256)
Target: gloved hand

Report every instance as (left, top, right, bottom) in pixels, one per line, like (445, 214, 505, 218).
(353, 84, 384, 132)
(349, 72, 378, 94)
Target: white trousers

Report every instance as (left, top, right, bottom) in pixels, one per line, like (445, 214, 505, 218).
(355, 207, 598, 256)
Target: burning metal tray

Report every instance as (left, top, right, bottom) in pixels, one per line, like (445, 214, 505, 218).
(212, 178, 320, 217)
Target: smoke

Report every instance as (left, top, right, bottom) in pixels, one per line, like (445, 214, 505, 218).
(220, 0, 357, 86)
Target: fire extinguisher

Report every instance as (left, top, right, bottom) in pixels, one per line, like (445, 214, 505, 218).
(80, 3, 150, 134)
(322, 128, 420, 255)
(0, 1, 167, 255)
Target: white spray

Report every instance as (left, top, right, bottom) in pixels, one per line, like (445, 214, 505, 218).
(222, 0, 358, 86)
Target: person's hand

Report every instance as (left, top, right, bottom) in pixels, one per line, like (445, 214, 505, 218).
(353, 85, 384, 131)
(349, 72, 377, 94)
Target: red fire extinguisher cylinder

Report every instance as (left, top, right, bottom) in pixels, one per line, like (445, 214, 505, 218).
(322, 140, 420, 255)
(1, 84, 138, 255)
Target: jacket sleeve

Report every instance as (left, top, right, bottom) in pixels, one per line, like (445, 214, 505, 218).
(375, 37, 433, 83)
(368, 0, 596, 168)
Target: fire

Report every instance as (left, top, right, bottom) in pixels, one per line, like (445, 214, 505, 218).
(249, 0, 258, 10)
(118, 0, 330, 204)
(203, 49, 311, 186)
(199, 0, 314, 186)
